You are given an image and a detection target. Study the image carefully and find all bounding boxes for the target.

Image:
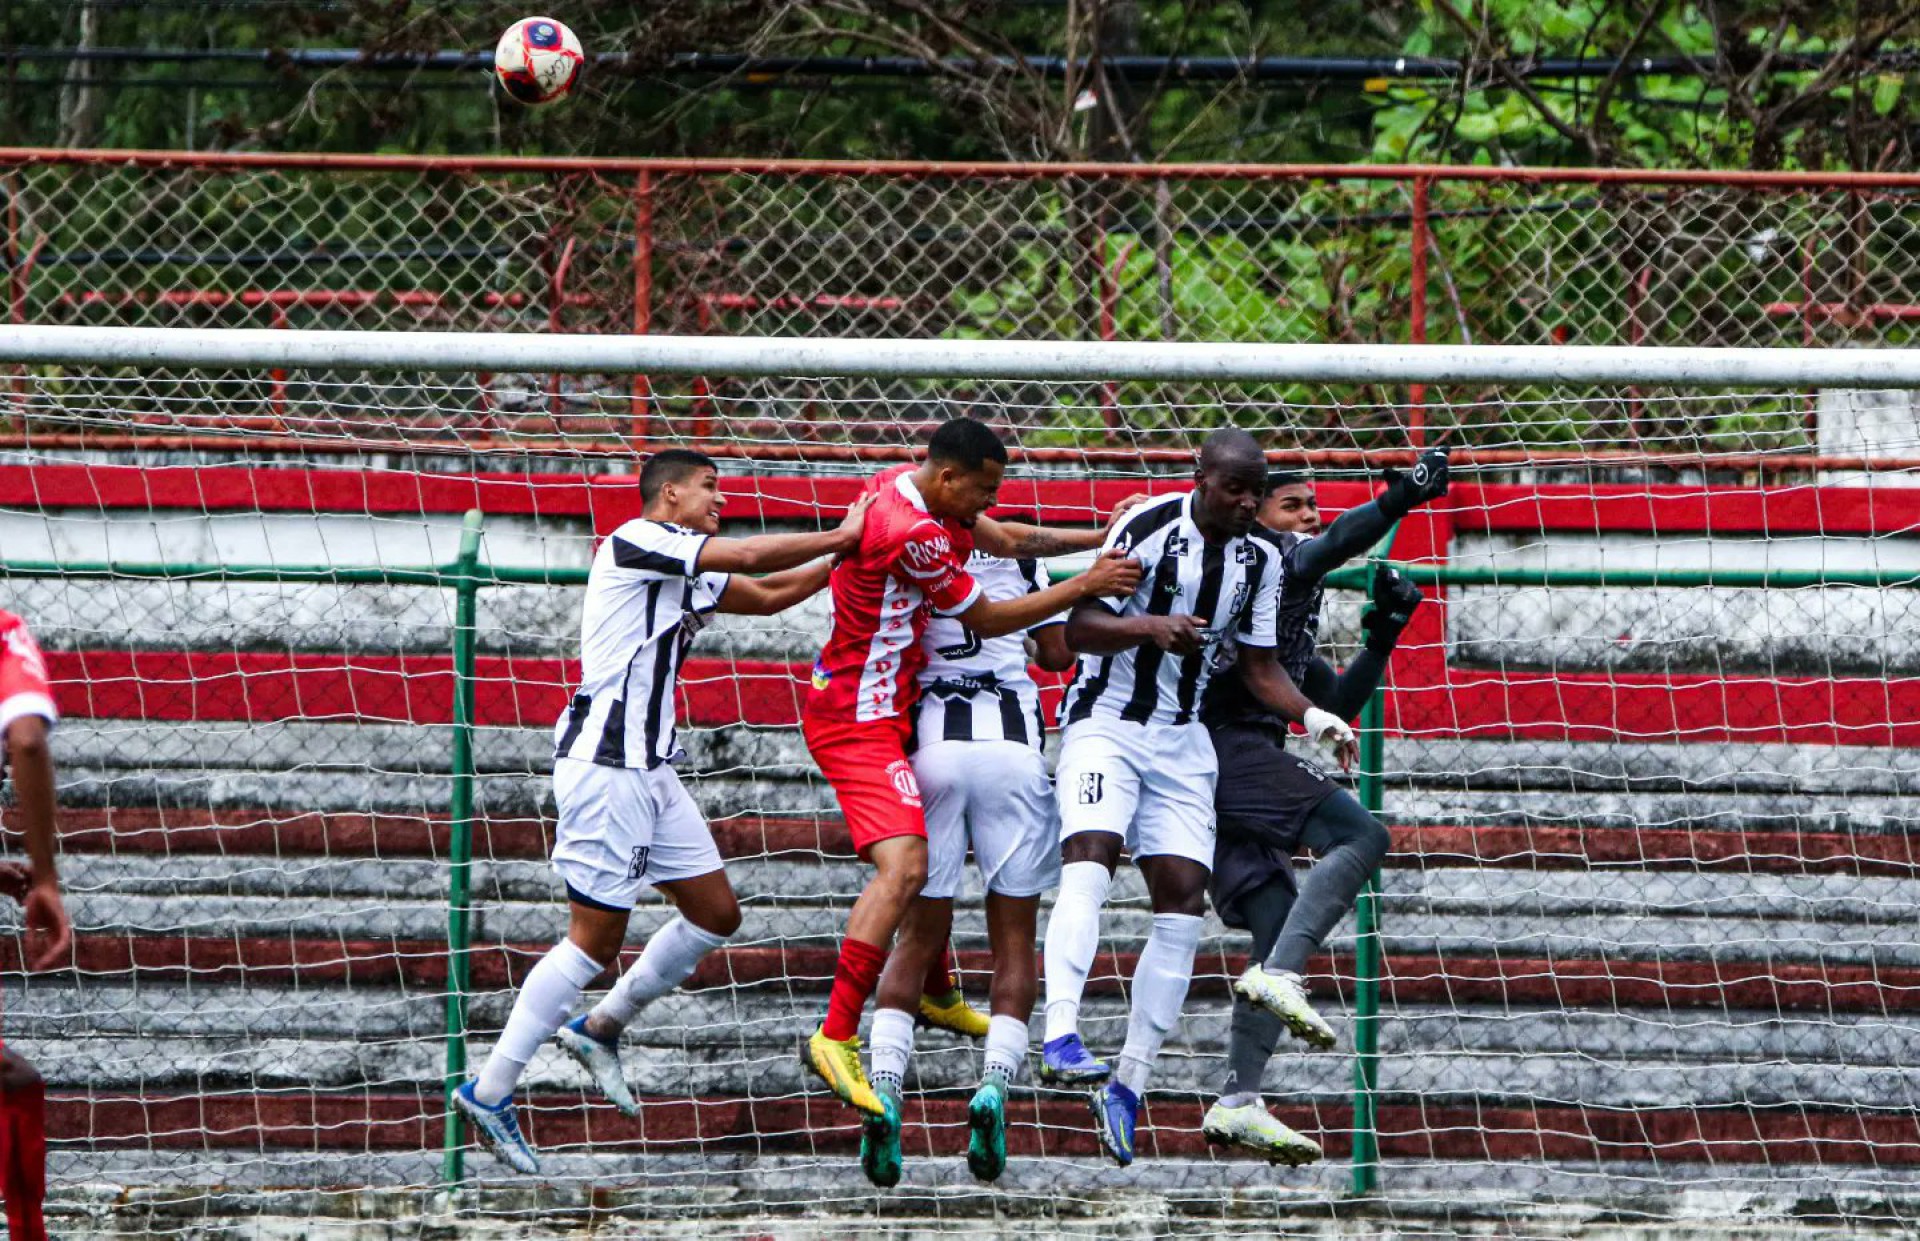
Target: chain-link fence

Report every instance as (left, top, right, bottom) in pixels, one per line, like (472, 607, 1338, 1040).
(7, 153, 1920, 457)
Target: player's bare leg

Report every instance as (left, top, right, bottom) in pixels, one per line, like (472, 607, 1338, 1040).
(1039, 830, 1122, 1084)
(561, 869, 741, 1116)
(966, 890, 1040, 1182)
(0, 1049, 48, 1241)
(806, 834, 927, 1117)
(458, 900, 625, 1174)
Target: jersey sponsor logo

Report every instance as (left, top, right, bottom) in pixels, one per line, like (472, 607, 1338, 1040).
(627, 846, 652, 879)
(1227, 581, 1250, 619)
(887, 759, 923, 807)
(1077, 771, 1105, 804)
(1156, 574, 1182, 598)
(901, 531, 953, 572)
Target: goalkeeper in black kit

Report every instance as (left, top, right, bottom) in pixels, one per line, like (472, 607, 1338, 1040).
(1197, 447, 1449, 1164)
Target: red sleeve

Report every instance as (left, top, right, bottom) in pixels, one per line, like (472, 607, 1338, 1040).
(895, 519, 983, 616)
(0, 618, 56, 732)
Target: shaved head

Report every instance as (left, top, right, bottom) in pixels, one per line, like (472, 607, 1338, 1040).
(1191, 428, 1268, 541)
(1199, 427, 1265, 477)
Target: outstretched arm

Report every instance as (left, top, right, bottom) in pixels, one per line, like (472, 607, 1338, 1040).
(694, 493, 873, 575)
(1303, 564, 1426, 720)
(957, 550, 1140, 639)
(716, 559, 835, 617)
(972, 492, 1150, 560)
(1292, 447, 1450, 585)
(1, 716, 71, 971)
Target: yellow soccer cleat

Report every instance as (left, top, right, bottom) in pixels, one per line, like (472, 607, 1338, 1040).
(918, 991, 991, 1039)
(803, 1028, 885, 1116)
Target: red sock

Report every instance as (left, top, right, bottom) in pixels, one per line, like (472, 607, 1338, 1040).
(923, 943, 958, 999)
(822, 937, 888, 1042)
(0, 1078, 48, 1241)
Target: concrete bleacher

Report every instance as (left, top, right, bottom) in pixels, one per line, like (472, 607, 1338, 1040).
(8, 495, 1920, 1237)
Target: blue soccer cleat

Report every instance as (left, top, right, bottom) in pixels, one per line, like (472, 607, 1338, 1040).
(1090, 1082, 1140, 1167)
(452, 1079, 540, 1175)
(1036, 1033, 1111, 1086)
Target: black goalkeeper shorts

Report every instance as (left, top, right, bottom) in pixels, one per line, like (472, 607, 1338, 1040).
(1206, 720, 1339, 929)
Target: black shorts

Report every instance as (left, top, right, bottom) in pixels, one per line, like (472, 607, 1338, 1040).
(1207, 720, 1339, 929)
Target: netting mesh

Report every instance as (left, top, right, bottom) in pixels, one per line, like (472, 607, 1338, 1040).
(10, 159, 1920, 352)
(4, 346, 1920, 1237)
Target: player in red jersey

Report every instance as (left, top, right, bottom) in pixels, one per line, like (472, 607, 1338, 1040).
(0, 610, 72, 1241)
(800, 417, 1143, 1117)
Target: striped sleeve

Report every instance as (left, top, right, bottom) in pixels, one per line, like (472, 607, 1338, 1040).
(609, 520, 707, 579)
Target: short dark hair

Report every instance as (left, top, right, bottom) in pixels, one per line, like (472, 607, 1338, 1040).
(1266, 470, 1311, 495)
(926, 417, 1009, 472)
(640, 448, 718, 504)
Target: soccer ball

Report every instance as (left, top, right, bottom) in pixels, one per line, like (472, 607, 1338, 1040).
(493, 17, 584, 107)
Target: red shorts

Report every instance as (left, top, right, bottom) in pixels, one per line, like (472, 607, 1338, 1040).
(802, 712, 926, 857)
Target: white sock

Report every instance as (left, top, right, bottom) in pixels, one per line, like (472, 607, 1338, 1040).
(473, 939, 605, 1105)
(1219, 1091, 1262, 1110)
(868, 1005, 917, 1094)
(983, 1014, 1028, 1083)
(1042, 860, 1112, 1042)
(1115, 912, 1204, 1099)
(589, 916, 731, 1031)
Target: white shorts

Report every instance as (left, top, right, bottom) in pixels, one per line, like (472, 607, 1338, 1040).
(550, 758, 724, 910)
(1055, 716, 1218, 869)
(915, 740, 1061, 900)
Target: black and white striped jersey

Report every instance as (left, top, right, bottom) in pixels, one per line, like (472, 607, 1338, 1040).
(1061, 492, 1280, 729)
(1202, 528, 1320, 725)
(554, 519, 732, 770)
(913, 550, 1061, 750)
(1268, 530, 1325, 683)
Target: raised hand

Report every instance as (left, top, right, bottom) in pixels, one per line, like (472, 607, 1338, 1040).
(1361, 565, 1426, 655)
(1381, 446, 1451, 514)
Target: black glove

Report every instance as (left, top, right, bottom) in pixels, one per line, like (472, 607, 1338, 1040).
(1379, 446, 1450, 519)
(1361, 564, 1424, 655)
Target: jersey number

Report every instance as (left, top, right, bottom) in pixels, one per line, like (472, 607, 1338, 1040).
(935, 629, 983, 661)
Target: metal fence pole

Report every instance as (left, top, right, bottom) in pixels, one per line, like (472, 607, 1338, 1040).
(442, 509, 484, 1188)
(1350, 686, 1385, 1197)
(1349, 520, 1400, 1198)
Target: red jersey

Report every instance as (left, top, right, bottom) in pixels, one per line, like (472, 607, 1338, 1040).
(0, 609, 56, 747)
(806, 464, 983, 724)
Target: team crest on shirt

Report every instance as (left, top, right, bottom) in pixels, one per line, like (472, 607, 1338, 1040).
(1163, 533, 1190, 558)
(886, 759, 923, 807)
(811, 661, 833, 690)
(1235, 540, 1259, 565)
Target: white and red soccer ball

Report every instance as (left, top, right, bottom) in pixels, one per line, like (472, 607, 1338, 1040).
(493, 17, 584, 107)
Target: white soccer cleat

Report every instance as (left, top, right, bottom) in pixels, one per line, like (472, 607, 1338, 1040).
(452, 1080, 540, 1175)
(1202, 1099, 1324, 1166)
(1233, 964, 1337, 1051)
(556, 1016, 640, 1117)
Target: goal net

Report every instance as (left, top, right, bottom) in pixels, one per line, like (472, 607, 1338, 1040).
(2, 327, 1917, 1238)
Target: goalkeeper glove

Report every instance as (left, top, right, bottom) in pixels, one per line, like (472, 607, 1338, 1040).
(1361, 565, 1425, 656)
(1378, 446, 1450, 519)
